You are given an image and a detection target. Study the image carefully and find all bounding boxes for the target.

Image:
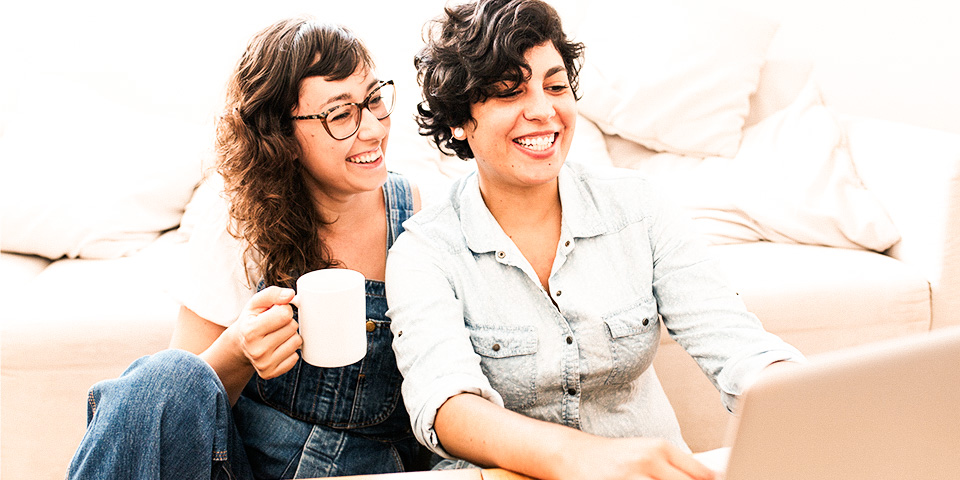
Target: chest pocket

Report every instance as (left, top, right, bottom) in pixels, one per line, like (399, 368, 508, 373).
(602, 299, 661, 386)
(468, 324, 539, 410)
(243, 283, 404, 429)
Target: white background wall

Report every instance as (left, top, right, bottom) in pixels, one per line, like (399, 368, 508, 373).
(1, 0, 958, 137)
(719, 0, 960, 134)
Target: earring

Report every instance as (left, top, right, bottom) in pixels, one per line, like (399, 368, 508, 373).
(453, 127, 465, 139)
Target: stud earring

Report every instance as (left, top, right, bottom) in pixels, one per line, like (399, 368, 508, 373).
(453, 127, 465, 139)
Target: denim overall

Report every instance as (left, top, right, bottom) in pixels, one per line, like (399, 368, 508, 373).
(236, 173, 424, 478)
(66, 174, 423, 480)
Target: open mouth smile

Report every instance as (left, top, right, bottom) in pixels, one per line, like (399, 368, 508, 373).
(513, 133, 557, 152)
(347, 148, 382, 164)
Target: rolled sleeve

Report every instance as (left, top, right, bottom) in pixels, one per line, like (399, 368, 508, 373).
(410, 375, 504, 458)
(716, 347, 806, 412)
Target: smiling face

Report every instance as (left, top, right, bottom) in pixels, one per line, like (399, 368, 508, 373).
(462, 42, 577, 197)
(292, 69, 390, 204)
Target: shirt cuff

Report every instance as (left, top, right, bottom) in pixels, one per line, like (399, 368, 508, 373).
(716, 348, 806, 412)
(411, 373, 505, 459)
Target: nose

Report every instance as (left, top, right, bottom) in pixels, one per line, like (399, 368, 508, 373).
(522, 89, 556, 122)
(356, 107, 388, 141)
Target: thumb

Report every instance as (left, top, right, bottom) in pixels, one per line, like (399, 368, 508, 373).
(245, 286, 296, 314)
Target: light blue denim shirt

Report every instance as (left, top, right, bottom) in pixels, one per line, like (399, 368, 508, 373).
(386, 161, 804, 459)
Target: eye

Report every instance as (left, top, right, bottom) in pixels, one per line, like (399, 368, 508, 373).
(367, 94, 383, 106)
(326, 106, 357, 124)
(494, 89, 522, 99)
(547, 84, 570, 94)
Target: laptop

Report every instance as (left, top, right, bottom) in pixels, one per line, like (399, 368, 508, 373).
(706, 326, 960, 480)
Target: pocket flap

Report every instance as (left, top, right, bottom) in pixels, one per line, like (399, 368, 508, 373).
(469, 325, 538, 358)
(603, 301, 658, 339)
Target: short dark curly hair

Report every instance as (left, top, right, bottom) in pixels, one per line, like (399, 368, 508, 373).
(415, 0, 585, 160)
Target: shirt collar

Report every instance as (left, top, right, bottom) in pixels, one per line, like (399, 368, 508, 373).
(459, 163, 606, 255)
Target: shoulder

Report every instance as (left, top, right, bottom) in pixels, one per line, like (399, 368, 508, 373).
(393, 174, 474, 254)
(562, 162, 666, 217)
(172, 176, 258, 326)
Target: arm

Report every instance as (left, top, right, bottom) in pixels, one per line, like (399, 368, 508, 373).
(643, 180, 805, 409)
(169, 286, 302, 405)
(435, 393, 715, 480)
(387, 209, 714, 480)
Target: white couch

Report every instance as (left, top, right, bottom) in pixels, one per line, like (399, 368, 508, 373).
(2, 1, 959, 479)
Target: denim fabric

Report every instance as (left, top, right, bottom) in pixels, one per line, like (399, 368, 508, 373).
(68, 173, 427, 478)
(243, 279, 404, 427)
(68, 350, 254, 480)
(238, 172, 427, 476)
(385, 162, 806, 458)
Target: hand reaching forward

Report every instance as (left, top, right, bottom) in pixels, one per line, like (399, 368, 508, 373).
(558, 435, 716, 480)
(232, 286, 303, 379)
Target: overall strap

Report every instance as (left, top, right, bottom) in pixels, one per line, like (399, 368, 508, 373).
(383, 172, 415, 249)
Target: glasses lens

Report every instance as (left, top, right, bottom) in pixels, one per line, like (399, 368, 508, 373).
(324, 104, 361, 140)
(367, 82, 396, 120)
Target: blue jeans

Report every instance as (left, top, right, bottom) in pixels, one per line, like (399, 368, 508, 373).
(68, 350, 426, 479)
(68, 350, 252, 480)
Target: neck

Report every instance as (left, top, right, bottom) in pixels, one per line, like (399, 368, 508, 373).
(311, 187, 383, 234)
(479, 178, 561, 233)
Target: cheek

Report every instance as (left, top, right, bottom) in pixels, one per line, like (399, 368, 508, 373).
(296, 128, 337, 157)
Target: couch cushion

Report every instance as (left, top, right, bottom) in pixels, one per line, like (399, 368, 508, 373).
(708, 242, 930, 345)
(1, 237, 183, 480)
(0, 252, 51, 294)
(609, 80, 901, 252)
(574, 0, 778, 158)
(0, 73, 211, 261)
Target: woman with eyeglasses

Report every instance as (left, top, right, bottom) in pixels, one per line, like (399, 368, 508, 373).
(68, 17, 427, 479)
(385, 1, 805, 479)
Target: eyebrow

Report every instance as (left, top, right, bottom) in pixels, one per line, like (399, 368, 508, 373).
(322, 79, 383, 107)
(545, 65, 567, 79)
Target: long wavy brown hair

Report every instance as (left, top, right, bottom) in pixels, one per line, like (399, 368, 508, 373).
(216, 17, 374, 288)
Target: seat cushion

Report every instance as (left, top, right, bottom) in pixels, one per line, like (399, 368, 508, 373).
(708, 242, 930, 350)
(1, 238, 183, 480)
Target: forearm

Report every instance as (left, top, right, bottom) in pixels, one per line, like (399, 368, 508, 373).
(200, 336, 255, 405)
(435, 393, 580, 479)
(171, 306, 254, 405)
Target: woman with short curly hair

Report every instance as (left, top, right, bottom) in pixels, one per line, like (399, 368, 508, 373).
(68, 17, 427, 479)
(386, 1, 804, 479)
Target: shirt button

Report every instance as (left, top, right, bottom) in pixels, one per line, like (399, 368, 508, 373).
(492, 343, 501, 352)
(555, 290, 562, 296)
(366, 320, 377, 332)
(497, 251, 506, 259)
(567, 388, 577, 396)
(642, 318, 649, 326)
(566, 336, 573, 344)
(564, 241, 571, 247)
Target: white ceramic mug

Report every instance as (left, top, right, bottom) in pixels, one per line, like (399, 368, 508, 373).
(290, 268, 367, 368)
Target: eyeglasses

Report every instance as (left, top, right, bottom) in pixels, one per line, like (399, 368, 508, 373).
(290, 80, 396, 140)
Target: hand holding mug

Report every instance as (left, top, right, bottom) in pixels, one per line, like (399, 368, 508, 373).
(235, 286, 303, 379)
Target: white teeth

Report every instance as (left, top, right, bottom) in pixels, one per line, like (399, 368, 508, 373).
(514, 134, 555, 151)
(347, 150, 380, 164)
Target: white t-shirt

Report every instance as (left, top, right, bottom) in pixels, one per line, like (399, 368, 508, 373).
(171, 179, 258, 327)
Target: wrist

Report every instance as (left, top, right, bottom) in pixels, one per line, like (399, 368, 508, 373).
(203, 327, 254, 379)
(541, 425, 591, 479)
